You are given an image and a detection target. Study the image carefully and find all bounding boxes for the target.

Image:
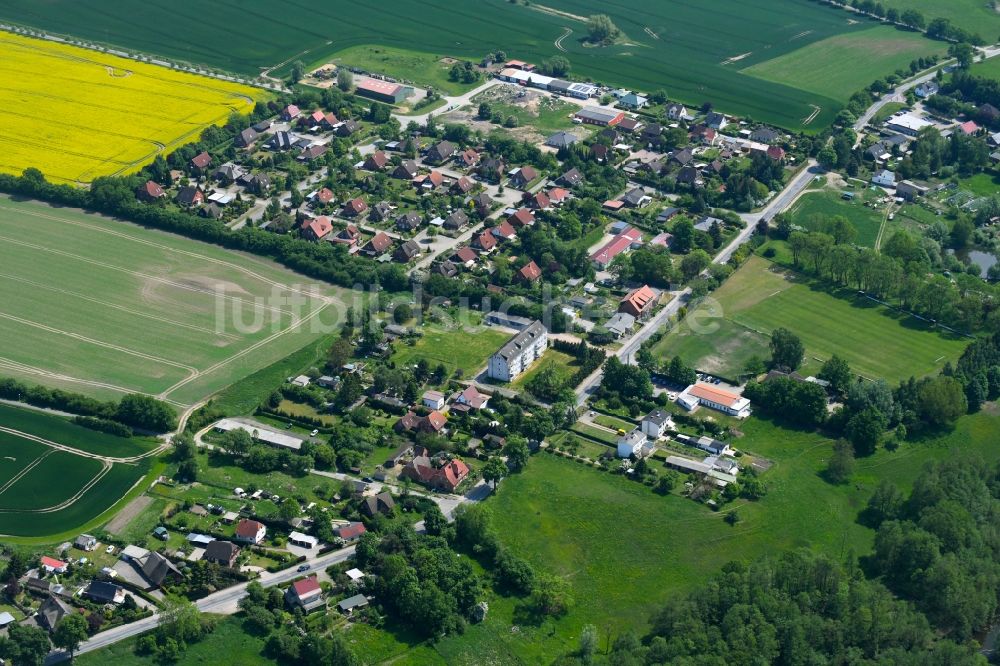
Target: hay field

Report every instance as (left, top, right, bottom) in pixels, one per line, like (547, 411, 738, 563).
(0, 196, 345, 409)
(0, 31, 259, 184)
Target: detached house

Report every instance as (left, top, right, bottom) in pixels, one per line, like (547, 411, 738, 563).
(619, 285, 657, 319)
(302, 216, 333, 241)
(517, 260, 542, 284)
(559, 168, 583, 187)
(394, 239, 421, 262)
(393, 160, 419, 180)
(190, 151, 212, 172)
(364, 151, 389, 171)
(510, 166, 538, 188)
(426, 140, 457, 164)
(137, 180, 165, 203)
(401, 455, 470, 492)
(444, 210, 469, 231)
(363, 231, 393, 257)
(508, 207, 535, 228)
(474, 230, 498, 252)
(234, 519, 266, 545)
(286, 576, 325, 612)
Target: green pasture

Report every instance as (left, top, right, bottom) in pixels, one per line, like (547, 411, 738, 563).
(0, 0, 949, 129)
(788, 188, 886, 247)
(322, 45, 481, 96)
(654, 255, 967, 382)
(881, 0, 1000, 39)
(391, 326, 510, 378)
(0, 196, 343, 407)
(743, 26, 944, 102)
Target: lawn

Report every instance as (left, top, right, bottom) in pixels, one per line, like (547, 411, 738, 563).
(972, 55, 1000, 83)
(391, 326, 510, 378)
(0, 32, 259, 183)
(0, 196, 344, 408)
(654, 255, 968, 382)
(953, 172, 1000, 197)
(511, 349, 577, 389)
(743, 26, 944, 103)
(75, 615, 279, 666)
(0, 405, 154, 538)
(788, 189, 886, 248)
(321, 45, 482, 96)
(873, 101, 907, 124)
(0, 0, 948, 130)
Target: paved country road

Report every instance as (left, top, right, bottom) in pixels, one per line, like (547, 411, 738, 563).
(45, 546, 357, 664)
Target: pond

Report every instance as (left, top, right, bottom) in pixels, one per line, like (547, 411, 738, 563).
(956, 249, 998, 277)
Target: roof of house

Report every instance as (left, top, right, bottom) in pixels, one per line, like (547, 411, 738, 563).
(644, 409, 671, 426)
(518, 260, 542, 282)
(303, 216, 333, 239)
(365, 151, 389, 169)
(494, 320, 546, 361)
(338, 593, 369, 611)
(509, 208, 535, 227)
(292, 576, 321, 598)
(453, 246, 477, 263)
(235, 519, 265, 539)
(41, 556, 66, 570)
(367, 231, 393, 253)
(493, 220, 517, 238)
(140, 181, 164, 198)
(38, 595, 73, 629)
(204, 540, 240, 562)
(590, 225, 641, 264)
(959, 120, 979, 134)
(546, 131, 578, 148)
(191, 151, 212, 169)
(560, 168, 583, 186)
(620, 285, 656, 315)
(513, 165, 538, 182)
(85, 580, 123, 603)
(475, 230, 498, 250)
(575, 107, 622, 123)
(335, 522, 367, 539)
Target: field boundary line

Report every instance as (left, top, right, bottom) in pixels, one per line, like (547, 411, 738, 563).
(0, 449, 55, 496)
(0, 357, 187, 407)
(0, 233, 296, 319)
(0, 272, 240, 340)
(5, 202, 339, 307)
(159, 301, 333, 399)
(0, 425, 165, 463)
(0, 311, 199, 377)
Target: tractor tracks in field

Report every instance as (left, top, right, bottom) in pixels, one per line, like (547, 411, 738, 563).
(554, 27, 572, 52)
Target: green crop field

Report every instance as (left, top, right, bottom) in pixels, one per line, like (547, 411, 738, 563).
(0, 0, 946, 130)
(0, 195, 346, 408)
(391, 326, 510, 378)
(788, 189, 886, 247)
(972, 55, 1000, 82)
(743, 27, 944, 101)
(654, 255, 967, 382)
(0, 404, 156, 537)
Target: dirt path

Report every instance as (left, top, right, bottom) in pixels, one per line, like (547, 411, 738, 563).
(104, 494, 153, 535)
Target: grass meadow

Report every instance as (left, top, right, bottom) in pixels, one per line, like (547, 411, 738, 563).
(0, 196, 345, 408)
(743, 26, 944, 101)
(0, 32, 259, 183)
(788, 189, 886, 247)
(880, 0, 1000, 39)
(390, 326, 510, 378)
(0, 404, 155, 538)
(654, 255, 967, 382)
(0, 0, 947, 130)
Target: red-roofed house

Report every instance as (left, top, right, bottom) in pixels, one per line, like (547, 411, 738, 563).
(767, 145, 786, 161)
(321, 112, 339, 129)
(526, 192, 551, 210)
(190, 151, 212, 171)
(458, 148, 480, 168)
(234, 519, 266, 544)
(508, 208, 535, 228)
(590, 226, 642, 268)
(401, 456, 470, 492)
(394, 410, 447, 435)
(492, 220, 517, 241)
(959, 120, 980, 136)
(510, 166, 538, 188)
(363, 231, 393, 257)
(286, 575, 325, 611)
(333, 522, 367, 542)
(474, 231, 498, 252)
(517, 260, 542, 284)
(619, 285, 657, 319)
(301, 109, 325, 127)
(342, 198, 368, 217)
(602, 199, 625, 212)
(314, 187, 335, 205)
(41, 556, 67, 574)
(330, 224, 360, 248)
(302, 216, 333, 241)
(364, 151, 389, 171)
(452, 385, 489, 410)
(452, 246, 478, 267)
(281, 104, 300, 121)
(547, 187, 570, 205)
(137, 180, 165, 203)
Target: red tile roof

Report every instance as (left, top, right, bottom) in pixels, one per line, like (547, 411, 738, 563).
(959, 120, 979, 135)
(304, 216, 333, 239)
(365, 151, 388, 169)
(475, 231, 497, 251)
(591, 226, 641, 265)
(493, 221, 517, 239)
(41, 556, 66, 570)
(292, 576, 321, 597)
(336, 522, 367, 539)
(282, 104, 300, 119)
(518, 260, 542, 283)
(619, 284, 656, 317)
(316, 187, 334, 204)
(547, 187, 570, 203)
(688, 383, 743, 408)
(235, 519, 265, 539)
(343, 197, 368, 215)
(191, 151, 211, 169)
(509, 208, 535, 227)
(453, 247, 477, 264)
(142, 181, 165, 198)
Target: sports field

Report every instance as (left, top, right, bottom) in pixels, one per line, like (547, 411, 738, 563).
(0, 404, 157, 538)
(0, 196, 345, 408)
(0, 31, 259, 184)
(653, 255, 967, 382)
(0, 0, 944, 130)
(743, 27, 944, 101)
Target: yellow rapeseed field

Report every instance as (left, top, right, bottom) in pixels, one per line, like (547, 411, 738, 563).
(0, 32, 262, 183)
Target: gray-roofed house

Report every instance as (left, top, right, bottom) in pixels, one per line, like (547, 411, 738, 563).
(235, 127, 258, 148)
(444, 210, 469, 231)
(203, 541, 240, 567)
(622, 188, 651, 208)
(426, 140, 456, 164)
(559, 168, 583, 187)
(74, 534, 97, 551)
(395, 212, 423, 232)
(84, 580, 126, 604)
(605, 312, 635, 338)
(750, 127, 780, 144)
(394, 239, 421, 262)
(360, 492, 395, 518)
(546, 131, 578, 149)
(670, 148, 694, 167)
(337, 593, 369, 614)
(641, 409, 672, 438)
(705, 112, 728, 130)
(37, 595, 74, 631)
(392, 160, 418, 180)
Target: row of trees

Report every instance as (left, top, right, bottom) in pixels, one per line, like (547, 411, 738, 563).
(0, 376, 176, 432)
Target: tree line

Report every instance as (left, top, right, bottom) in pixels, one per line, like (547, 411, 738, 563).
(0, 376, 176, 432)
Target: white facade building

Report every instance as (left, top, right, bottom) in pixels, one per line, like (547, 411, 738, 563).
(487, 320, 548, 382)
(617, 429, 648, 458)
